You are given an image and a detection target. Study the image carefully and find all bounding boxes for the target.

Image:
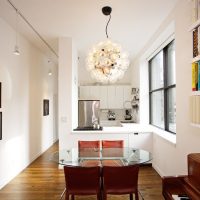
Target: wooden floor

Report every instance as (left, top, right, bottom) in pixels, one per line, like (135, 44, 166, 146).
(0, 142, 164, 200)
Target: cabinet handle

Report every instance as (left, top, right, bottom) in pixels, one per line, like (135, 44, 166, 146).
(134, 132, 139, 135)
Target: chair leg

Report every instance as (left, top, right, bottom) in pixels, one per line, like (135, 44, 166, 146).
(71, 195, 75, 200)
(129, 193, 133, 200)
(103, 192, 107, 200)
(65, 191, 69, 200)
(97, 193, 101, 200)
(135, 191, 139, 200)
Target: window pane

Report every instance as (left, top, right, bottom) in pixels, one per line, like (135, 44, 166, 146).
(150, 51, 164, 90)
(167, 88, 176, 133)
(150, 91, 164, 129)
(166, 41, 176, 86)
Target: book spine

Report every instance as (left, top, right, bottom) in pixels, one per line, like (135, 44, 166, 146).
(192, 62, 198, 91)
(193, 28, 198, 58)
(198, 26, 200, 54)
(198, 61, 200, 90)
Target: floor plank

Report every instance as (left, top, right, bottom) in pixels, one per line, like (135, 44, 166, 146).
(0, 142, 164, 200)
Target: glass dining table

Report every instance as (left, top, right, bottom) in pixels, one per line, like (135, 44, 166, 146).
(51, 147, 152, 166)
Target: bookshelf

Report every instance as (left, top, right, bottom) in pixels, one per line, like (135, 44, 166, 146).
(189, 1, 200, 127)
(189, 18, 200, 32)
(191, 91, 200, 95)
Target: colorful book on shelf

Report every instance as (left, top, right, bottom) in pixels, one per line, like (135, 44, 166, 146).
(193, 28, 198, 57)
(198, 60, 200, 90)
(192, 62, 198, 91)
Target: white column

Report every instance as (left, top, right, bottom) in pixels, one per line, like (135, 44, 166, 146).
(58, 37, 78, 150)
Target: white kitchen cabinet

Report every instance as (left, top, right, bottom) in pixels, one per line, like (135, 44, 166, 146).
(90, 86, 100, 100)
(128, 132, 153, 153)
(79, 85, 132, 109)
(99, 86, 108, 109)
(107, 86, 116, 109)
(79, 86, 91, 99)
(79, 86, 100, 100)
(115, 86, 124, 108)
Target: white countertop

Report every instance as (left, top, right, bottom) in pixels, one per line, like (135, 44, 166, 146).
(72, 123, 152, 134)
(72, 123, 176, 145)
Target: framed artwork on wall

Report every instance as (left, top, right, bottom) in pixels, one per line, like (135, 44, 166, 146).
(43, 99, 49, 116)
(0, 112, 2, 140)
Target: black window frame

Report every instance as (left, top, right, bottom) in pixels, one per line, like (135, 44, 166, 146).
(149, 40, 176, 134)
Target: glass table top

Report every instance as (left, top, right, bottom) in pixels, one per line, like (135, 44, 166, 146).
(50, 147, 152, 166)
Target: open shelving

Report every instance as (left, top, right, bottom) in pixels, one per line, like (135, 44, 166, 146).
(189, 18, 200, 32)
(189, 4, 200, 127)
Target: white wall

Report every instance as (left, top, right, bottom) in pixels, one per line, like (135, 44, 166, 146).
(0, 17, 58, 189)
(134, 0, 200, 176)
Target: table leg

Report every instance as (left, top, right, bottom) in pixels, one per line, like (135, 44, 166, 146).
(60, 188, 66, 200)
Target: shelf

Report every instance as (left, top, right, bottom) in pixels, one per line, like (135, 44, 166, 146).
(191, 91, 200, 95)
(191, 123, 200, 128)
(192, 55, 200, 63)
(189, 18, 200, 31)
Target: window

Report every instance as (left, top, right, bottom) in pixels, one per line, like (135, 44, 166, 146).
(149, 40, 176, 133)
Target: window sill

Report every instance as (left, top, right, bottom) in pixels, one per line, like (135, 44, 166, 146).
(149, 125, 176, 145)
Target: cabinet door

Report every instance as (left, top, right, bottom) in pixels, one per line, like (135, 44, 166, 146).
(90, 86, 100, 100)
(99, 86, 108, 109)
(115, 86, 124, 108)
(107, 86, 116, 109)
(79, 86, 91, 99)
(123, 86, 132, 109)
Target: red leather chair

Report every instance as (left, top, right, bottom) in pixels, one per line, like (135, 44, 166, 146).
(78, 140, 101, 167)
(64, 166, 101, 200)
(102, 140, 124, 148)
(101, 140, 124, 166)
(102, 165, 139, 200)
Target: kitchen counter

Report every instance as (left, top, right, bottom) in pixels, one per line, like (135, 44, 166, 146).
(69, 123, 153, 152)
(72, 123, 152, 134)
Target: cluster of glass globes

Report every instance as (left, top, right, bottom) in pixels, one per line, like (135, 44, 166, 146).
(86, 39, 130, 83)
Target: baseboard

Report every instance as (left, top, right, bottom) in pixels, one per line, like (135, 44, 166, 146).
(152, 163, 165, 177)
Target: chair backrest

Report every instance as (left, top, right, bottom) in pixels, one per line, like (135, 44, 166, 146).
(102, 140, 124, 148)
(188, 153, 200, 186)
(101, 140, 124, 157)
(64, 166, 101, 193)
(102, 165, 139, 192)
(78, 140, 100, 157)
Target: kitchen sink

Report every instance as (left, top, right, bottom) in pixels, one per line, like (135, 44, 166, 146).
(100, 120, 123, 127)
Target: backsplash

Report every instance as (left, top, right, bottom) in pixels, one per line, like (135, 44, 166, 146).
(100, 109, 139, 122)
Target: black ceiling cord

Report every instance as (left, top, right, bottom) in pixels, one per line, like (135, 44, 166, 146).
(102, 6, 112, 38)
(105, 14, 111, 38)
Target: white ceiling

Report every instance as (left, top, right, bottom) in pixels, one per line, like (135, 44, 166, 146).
(0, 0, 179, 63)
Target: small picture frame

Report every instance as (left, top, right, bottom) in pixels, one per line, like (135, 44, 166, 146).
(0, 112, 2, 140)
(43, 99, 49, 116)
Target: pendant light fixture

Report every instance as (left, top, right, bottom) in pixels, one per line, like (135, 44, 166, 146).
(13, 10, 20, 55)
(86, 6, 129, 83)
